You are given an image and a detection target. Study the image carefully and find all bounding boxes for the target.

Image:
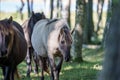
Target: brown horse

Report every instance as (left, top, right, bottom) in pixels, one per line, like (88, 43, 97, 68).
(31, 19, 72, 80)
(0, 17, 27, 80)
(22, 11, 46, 77)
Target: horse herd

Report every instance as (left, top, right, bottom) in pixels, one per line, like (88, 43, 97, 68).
(0, 11, 73, 80)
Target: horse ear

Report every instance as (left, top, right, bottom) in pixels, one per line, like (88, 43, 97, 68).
(41, 12, 44, 14)
(7, 16, 13, 24)
(41, 12, 46, 18)
(32, 11, 35, 16)
(70, 26, 76, 35)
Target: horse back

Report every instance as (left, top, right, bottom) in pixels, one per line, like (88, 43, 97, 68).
(32, 19, 62, 57)
(13, 21, 24, 36)
(31, 19, 50, 57)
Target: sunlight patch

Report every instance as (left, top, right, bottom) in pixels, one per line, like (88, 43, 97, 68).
(92, 64, 102, 70)
(64, 66, 73, 70)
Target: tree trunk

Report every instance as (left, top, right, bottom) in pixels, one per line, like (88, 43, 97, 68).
(102, 0, 112, 46)
(71, 0, 84, 62)
(19, 0, 24, 20)
(98, 0, 120, 80)
(83, 0, 94, 44)
(62, 0, 71, 28)
(96, 0, 104, 35)
(68, 0, 71, 28)
(50, 0, 54, 19)
(27, 0, 31, 17)
(97, 0, 104, 28)
(57, 0, 62, 18)
(31, 0, 33, 12)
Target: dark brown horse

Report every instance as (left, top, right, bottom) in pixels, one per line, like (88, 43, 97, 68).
(22, 11, 46, 77)
(31, 19, 72, 80)
(0, 17, 27, 80)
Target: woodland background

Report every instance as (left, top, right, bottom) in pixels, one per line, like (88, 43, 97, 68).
(0, 0, 119, 80)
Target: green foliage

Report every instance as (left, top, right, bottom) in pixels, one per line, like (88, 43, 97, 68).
(0, 48, 104, 80)
(113, 0, 119, 4)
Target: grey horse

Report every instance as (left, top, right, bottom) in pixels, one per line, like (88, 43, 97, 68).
(31, 19, 72, 80)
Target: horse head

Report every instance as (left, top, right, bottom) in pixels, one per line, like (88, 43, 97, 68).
(28, 11, 46, 37)
(58, 25, 72, 62)
(0, 16, 14, 57)
(31, 11, 46, 24)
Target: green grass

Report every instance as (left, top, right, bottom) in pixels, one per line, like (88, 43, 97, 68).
(0, 47, 104, 80)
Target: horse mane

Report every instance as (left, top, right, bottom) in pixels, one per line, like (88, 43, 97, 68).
(61, 26, 72, 44)
(0, 19, 13, 33)
(46, 19, 59, 25)
(28, 12, 46, 28)
(0, 19, 15, 57)
(28, 12, 46, 37)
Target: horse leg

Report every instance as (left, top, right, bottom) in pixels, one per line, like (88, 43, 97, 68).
(39, 56, 44, 80)
(26, 47, 32, 77)
(4, 66, 11, 80)
(10, 66, 16, 80)
(48, 56, 58, 80)
(56, 57, 63, 79)
(10, 66, 20, 80)
(33, 51, 39, 74)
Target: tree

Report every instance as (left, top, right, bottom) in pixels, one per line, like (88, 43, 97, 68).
(83, 0, 94, 44)
(26, 0, 34, 17)
(96, 0, 104, 34)
(50, 0, 54, 19)
(98, 0, 120, 80)
(31, 0, 33, 12)
(57, 0, 60, 17)
(18, 0, 24, 20)
(61, 0, 71, 28)
(71, 0, 84, 62)
(27, 0, 31, 17)
(102, 0, 112, 46)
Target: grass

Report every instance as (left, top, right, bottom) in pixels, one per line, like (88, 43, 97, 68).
(0, 47, 104, 80)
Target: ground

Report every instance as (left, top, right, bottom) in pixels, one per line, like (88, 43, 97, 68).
(0, 46, 104, 80)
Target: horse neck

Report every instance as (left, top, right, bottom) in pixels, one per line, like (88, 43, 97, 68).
(28, 18, 35, 28)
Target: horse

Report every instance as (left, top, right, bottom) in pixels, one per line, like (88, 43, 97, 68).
(31, 19, 72, 80)
(0, 16, 27, 80)
(22, 11, 46, 77)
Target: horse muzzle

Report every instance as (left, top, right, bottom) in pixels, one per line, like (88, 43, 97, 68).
(64, 55, 71, 62)
(63, 49, 71, 62)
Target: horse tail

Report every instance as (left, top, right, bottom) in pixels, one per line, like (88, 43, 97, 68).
(43, 57, 49, 74)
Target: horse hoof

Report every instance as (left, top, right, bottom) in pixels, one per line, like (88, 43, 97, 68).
(26, 73, 30, 77)
(41, 76, 44, 80)
(34, 70, 38, 74)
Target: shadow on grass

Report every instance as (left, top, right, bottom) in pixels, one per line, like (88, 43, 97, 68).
(59, 61, 101, 80)
(0, 46, 103, 80)
(0, 61, 101, 80)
